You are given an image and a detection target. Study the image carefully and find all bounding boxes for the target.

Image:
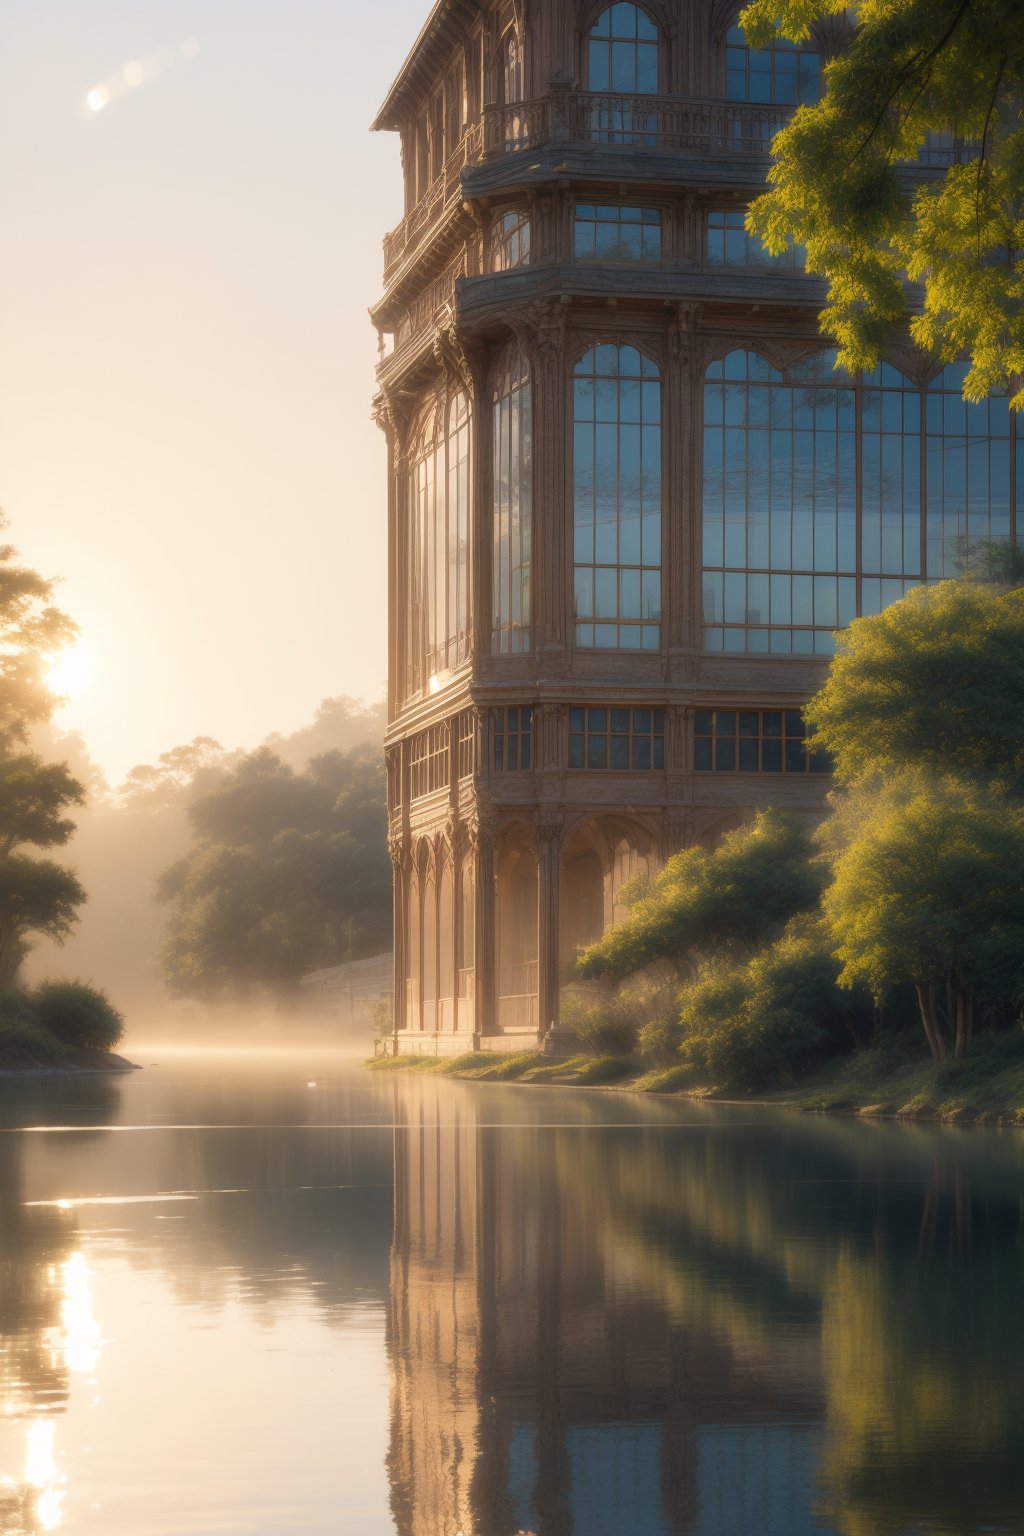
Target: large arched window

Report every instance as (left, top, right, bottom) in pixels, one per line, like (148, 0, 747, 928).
(574, 344, 662, 650)
(725, 22, 820, 105)
(492, 349, 532, 654)
(491, 209, 530, 271)
(588, 4, 659, 93)
(587, 4, 660, 144)
(405, 392, 472, 695)
(926, 363, 1013, 576)
(502, 28, 524, 103)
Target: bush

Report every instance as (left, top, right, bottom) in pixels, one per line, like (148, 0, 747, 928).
(675, 916, 869, 1090)
(0, 990, 71, 1066)
(0, 988, 43, 1032)
(30, 982, 124, 1052)
(560, 986, 648, 1057)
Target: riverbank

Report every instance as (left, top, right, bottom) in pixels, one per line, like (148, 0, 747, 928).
(0, 1033, 137, 1074)
(369, 1034, 1024, 1125)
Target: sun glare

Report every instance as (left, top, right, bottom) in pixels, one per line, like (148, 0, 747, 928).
(46, 641, 94, 702)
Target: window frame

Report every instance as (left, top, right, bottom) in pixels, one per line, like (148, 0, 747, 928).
(699, 348, 1021, 656)
(568, 705, 666, 771)
(693, 708, 831, 775)
(574, 202, 663, 263)
(492, 706, 534, 772)
(585, 3, 662, 95)
(491, 209, 531, 272)
(572, 341, 664, 653)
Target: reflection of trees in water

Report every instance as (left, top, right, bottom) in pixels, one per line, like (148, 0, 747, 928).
(387, 1077, 1024, 1536)
(552, 1114, 1024, 1536)
(113, 1070, 395, 1320)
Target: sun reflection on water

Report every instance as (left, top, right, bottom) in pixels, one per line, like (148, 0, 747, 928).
(57, 1254, 101, 1377)
(0, 1250, 101, 1532)
(23, 1421, 63, 1530)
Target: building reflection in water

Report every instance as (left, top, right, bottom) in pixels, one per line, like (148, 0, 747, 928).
(386, 1079, 1024, 1536)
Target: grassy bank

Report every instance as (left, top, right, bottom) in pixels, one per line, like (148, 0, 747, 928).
(0, 1028, 136, 1073)
(368, 1029, 1024, 1125)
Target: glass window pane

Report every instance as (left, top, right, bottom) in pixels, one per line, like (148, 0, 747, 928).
(716, 739, 736, 771)
(762, 739, 782, 772)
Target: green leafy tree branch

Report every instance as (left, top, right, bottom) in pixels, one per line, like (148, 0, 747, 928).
(741, 0, 1024, 405)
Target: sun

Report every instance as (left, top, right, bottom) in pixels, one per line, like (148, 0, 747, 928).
(46, 641, 94, 702)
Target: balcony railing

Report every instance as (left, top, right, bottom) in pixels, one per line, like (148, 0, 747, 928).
(570, 92, 791, 152)
(383, 123, 482, 274)
(382, 89, 972, 280)
(392, 256, 466, 349)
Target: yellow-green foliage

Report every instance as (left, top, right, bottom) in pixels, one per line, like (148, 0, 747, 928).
(741, 0, 1024, 407)
(577, 810, 822, 983)
(675, 915, 868, 1089)
(822, 772, 1024, 1006)
(806, 581, 1024, 791)
(561, 979, 674, 1058)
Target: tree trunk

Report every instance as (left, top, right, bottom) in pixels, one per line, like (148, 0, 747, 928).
(929, 981, 948, 1062)
(915, 983, 945, 1063)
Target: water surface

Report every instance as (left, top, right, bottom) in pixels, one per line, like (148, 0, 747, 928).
(0, 1051, 1022, 1534)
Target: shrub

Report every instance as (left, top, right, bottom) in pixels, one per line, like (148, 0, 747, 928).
(30, 981, 124, 1052)
(0, 988, 42, 1032)
(0, 990, 70, 1066)
(676, 916, 869, 1090)
(561, 986, 645, 1057)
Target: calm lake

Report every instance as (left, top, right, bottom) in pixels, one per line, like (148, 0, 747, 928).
(0, 1051, 1022, 1536)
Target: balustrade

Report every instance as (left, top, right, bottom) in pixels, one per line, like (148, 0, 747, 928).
(381, 86, 961, 290)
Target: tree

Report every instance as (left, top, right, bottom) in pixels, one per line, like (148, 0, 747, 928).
(577, 810, 823, 983)
(822, 773, 1024, 1059)
(742, 0, 1024, 406)
(158, 745, 391, 1002)
(0, 519, 78, 747)
(0, 519, 87, 982)
(805, 580, 1024, 791)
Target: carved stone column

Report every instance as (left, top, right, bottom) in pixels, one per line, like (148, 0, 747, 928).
(388, 826, 408, 1035)
(467, 351, 493, 667)
(536, 807, 563, 1036)
(523, 299, 570, 673)
(470, 808, 496, 1041)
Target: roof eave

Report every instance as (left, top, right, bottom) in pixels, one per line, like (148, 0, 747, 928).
(371, 0, 479, 132)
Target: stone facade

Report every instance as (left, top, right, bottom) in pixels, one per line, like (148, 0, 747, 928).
(372, 0, 1010, 1053)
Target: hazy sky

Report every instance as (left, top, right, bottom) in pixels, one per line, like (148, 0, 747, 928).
(1, 0, 426, 782)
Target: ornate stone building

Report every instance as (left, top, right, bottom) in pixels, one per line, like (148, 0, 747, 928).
(372, 0, 1021, 1053)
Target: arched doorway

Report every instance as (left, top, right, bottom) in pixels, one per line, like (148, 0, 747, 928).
(558, 816, 661, 994)
(495, 824, 538, 1032)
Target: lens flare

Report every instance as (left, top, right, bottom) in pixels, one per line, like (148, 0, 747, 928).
(83, 37, 200, 115)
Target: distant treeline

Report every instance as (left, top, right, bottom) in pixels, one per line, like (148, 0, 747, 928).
(29, 696, 390, 1018)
